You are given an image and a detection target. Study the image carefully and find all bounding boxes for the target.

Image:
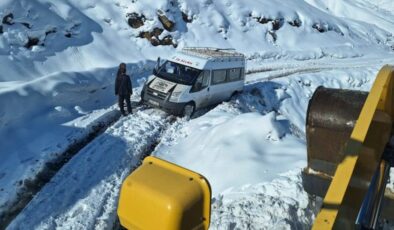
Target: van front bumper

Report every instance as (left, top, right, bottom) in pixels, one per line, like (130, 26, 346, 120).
(143, 90, 186, 116)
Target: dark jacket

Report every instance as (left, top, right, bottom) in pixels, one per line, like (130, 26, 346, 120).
(115, 74, 132, 95)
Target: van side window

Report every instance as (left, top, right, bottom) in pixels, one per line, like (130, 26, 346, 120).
(191, 71, 210, 92)
(212, 70, 227, 85)
(227, 68, 241, 81)
(202, 71, 210, 88)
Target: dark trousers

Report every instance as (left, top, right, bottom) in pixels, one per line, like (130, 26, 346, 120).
(118, 94, 132, 114)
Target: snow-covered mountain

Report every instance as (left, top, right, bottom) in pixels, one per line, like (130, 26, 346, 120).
(1, 0, 394, 229)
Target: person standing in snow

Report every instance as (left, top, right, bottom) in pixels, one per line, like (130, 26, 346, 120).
(115, 63, 133, 116)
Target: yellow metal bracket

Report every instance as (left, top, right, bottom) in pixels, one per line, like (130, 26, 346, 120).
(312, 65, 394, 229)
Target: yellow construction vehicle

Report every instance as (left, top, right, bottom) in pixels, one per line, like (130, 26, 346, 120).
(117, 65, 394, 230)
(304, 65, 394, 229)
(117, 156, 212, 230)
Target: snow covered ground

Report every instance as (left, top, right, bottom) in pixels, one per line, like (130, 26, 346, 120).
(1, 0, 394, 229)
(7, 65, 392, 230)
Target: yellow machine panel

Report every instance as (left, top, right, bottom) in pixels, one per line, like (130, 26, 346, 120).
(117, 156, 211, 230)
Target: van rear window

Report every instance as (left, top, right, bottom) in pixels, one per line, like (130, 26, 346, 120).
(228, 68, 241, 81)
(212, 70, 227, 85)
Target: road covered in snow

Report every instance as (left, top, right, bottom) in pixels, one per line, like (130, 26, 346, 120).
(8, 109, 174, 229)
(1, 0, 394, 229)
(7, 63, 394, 229)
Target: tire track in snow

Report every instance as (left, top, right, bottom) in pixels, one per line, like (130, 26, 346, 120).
(0, 107, 121, 229)
(7, 109, 175, 230)
(245, 57, 394, 84)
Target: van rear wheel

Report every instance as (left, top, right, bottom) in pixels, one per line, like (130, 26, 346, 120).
(183, 103, 195, 119)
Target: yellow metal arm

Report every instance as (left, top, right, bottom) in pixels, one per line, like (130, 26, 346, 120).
(312, 65, 394, 229)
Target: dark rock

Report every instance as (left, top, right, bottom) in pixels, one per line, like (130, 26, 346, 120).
(138, 28, 163, 39)
(268, 31, 277, 42)
(255, 17, 272, 24)
(138, 31, 149, 39)
(161, 35, 173, 46)
(65, 32, 72, 38)
(157, 11, 175, 31)
(2, 13, 14, 25)
(151, 27, 164, 37)
(25, 37, 40, 49)
(45, 27, 57, 36)
(271, 19, 284, 31)
(138, 27, 175, 47)
(20, 22, 32, 29)
(312, 23, 326, 33)
(150, 37, 160, 46)
(127, 13, 145, 29)
(0, 25, 3, 34)
(288, 19, 302, 27)
(182, 12, 192, 23)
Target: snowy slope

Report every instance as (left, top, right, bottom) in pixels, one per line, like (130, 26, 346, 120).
(1, 0, 394, 229)
(0, 0, 393, 82)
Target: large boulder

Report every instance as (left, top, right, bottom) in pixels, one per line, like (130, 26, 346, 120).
(138, 27, 164, 40)
(25, 37, 40, 49)
(271, 18, 284, 30)
(182, 12, 192, 23)
(254, 16, 273, 24)
(127, 13, 145, 29)
(157, 10, 175, 31)
(138, 28, 176, 47)
(312, 23, 326, 33)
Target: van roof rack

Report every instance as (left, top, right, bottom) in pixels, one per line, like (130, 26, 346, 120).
(181, 47, 244, 59)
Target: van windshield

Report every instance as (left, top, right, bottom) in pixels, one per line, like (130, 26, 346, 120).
(156, 61, 202, 85)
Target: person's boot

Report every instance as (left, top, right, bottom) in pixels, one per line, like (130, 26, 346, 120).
(121, 110, 126, 116)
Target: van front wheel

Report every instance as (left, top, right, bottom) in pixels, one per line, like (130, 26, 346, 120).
(183, 103, 195, 119)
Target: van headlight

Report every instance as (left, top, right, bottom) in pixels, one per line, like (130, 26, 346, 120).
(169, 91, 182, 102)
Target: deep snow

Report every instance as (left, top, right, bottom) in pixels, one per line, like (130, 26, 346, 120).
(1, 0, 394, 229)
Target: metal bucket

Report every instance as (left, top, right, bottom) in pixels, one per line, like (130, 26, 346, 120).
(302, 86, 394, 221)
(303, 86, 368, 197)
(306, 86, 368, 175)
